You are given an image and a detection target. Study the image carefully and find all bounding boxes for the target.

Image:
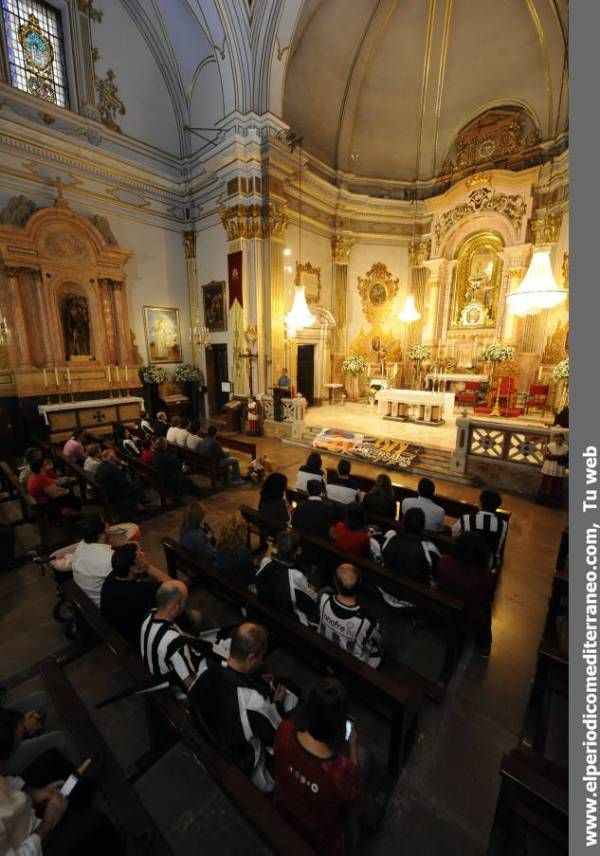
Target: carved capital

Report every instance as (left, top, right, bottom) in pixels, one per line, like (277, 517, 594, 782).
(183, 230, 196, 259)
(531, 212, 562, 246)
(331, 235, 355, 265)
(219, 202, 289, 241)
(409, 238, 431, 268)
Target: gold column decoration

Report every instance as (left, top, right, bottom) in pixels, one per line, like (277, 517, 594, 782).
(98, 277, 117, 364)
(30, 268, 56, 366)
(531, 212, 563, 246)
(183, 230, 199, 367)
(4, 267, 33, 368)
(407, 239, 431, 347)
(331, 235, 354, 355)
(109, 280, 131, 365)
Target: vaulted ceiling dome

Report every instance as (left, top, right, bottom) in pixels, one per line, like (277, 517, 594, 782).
(282, 0, 567, 183)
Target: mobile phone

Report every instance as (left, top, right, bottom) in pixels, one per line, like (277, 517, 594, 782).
(60, 774, 79, 797)
(345, 718, 354, 741)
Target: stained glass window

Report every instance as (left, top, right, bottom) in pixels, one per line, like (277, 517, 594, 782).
(2, 0, 69, 107)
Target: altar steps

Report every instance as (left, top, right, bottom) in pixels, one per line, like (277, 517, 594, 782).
(283, 426, 477, 487)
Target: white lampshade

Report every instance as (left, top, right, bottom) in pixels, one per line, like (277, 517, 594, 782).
(506, 249, 568, 316)
(285, 285, 315, 333)
(398, 294, 421, 323)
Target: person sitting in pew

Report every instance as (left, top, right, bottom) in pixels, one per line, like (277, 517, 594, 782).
(27, 458, 81, 521)
(179, 501, 217, 564)
(195, 425, 245, 486)
(318, 564, 383, 668)
(215, 516, 256, 587)
(291, 478, 335, 541)
(326, 459, 360, 505)
(118, 426, 140, 457)
(153, 411, 169, 438)
(62, 428, 87, 467)
(400, 478, 446, 532)
(381, 507, 440, 586)
(138, 411, 154, 438)
(362, 473, 396, 520)
(83, 443, 102, 476)
(185, 421, 203, 450)
(295, 451, 326, 494)
(190, 622, 298, 794)
(152, 437, 204, 499)
(435, 532, 495, 658)
(255, 530, 318, 626)
(140, 580, 207, 694)
(257, 472, 291, 548)
(100, 542, 170, 647)
(70, 515, 114, 608)
(332, 502, 382, 562)
(140, 438, 154, 465)
(166, 415, 183, 445)
(274, 678, 363, 856)
(0, 694, 71, 778)
(18, 447, 42, 486)
(95, 448, 147, 514)
(451, 489, 507, 569)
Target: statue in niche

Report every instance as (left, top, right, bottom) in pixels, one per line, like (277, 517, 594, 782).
(88, 214, 118, 246)
(452, 233, 502, 329)
(62, 293, 92, 358)
(0, 195, 36, 226)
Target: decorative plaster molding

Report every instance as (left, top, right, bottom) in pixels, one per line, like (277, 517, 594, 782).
(331, 234, 354, 264)
(531, 212, 562, 246)
(409, 238, 431, 267)
(434, 187, 527, 251)
(219, 202, 288, 240)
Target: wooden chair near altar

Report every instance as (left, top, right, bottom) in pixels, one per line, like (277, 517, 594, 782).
(475, 376, 523, 418)
(524, 384, 550, 416)
(455, 380, 482, 409)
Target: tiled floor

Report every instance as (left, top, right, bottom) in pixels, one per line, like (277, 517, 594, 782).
(0, 432, 567, 855)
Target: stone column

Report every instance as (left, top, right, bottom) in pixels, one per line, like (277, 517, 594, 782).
(407, 239, 431, 348)
(110, 280, 132, 365)
(422, 258, 448, 348)
(500, 244, 530, 345)
(4, 267, 33, 368)
(98, 278, 118, 364)
(30, 269, 56, 367)
(331, 235, 355, 357)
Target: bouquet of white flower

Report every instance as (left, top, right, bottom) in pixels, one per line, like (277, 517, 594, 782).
(407, 344, 431, 361)
(174, 363, 202, 382)
(341, 355, 369, 375)
(139, 365, 168, 384)
(553, 358, 569, 380)
(480, 342, 515, 363)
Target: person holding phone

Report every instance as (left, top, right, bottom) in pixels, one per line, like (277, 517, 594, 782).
(273, 678, 363, 855)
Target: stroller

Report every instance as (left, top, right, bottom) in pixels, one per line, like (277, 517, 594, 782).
(28, 548, 77, 640)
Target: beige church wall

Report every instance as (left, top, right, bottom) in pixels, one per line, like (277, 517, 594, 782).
(91, 2, 182, 156)
(281, 226, 333, 317)
(346, 241, 410, 357)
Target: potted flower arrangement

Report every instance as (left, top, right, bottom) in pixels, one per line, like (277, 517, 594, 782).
(139, 365, 168, 416)
(480, 342, 515, 415)
(553, 357, 569, 410)
(341, 354, 368, 401)
(174, 363, 203, 417)
(407, 344, 431, 389)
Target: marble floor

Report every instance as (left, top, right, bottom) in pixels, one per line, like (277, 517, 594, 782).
(304, 401, 551, 452)
(0, 433, 566, 855)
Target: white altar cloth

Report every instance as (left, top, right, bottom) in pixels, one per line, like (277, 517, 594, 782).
(425, 372, 488, 390)
(375, 388, 455, 420)
(38, 396, 144, 425)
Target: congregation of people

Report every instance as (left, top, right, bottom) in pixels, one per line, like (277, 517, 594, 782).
(4, 418, 512, 855)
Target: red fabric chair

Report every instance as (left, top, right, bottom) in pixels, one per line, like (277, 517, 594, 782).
(474, 377, 522, 417)
(525, 383, 549, 414)
(456, 381, 481, 408)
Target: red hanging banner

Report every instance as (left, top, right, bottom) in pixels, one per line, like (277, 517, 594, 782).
(227, 251, 243, 308)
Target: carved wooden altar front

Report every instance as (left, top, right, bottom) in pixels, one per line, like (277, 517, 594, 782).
(0, 191, 138, 398)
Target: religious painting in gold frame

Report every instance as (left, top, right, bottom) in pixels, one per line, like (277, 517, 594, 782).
(449, 232, 503, 329)
(357, 262, 400, 327)
(295, 261, 321, 304)
(143, 306, 182, 364)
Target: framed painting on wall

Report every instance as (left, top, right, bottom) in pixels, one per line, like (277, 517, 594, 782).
(202, 281, 227, 332)
(143, 306, 182, 364)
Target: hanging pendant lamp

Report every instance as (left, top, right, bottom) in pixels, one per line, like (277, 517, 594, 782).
(398, 293, 421, 323)
(506, 248, 568, 317)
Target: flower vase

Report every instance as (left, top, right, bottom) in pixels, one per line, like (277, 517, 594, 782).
(412, 360, 422, 390)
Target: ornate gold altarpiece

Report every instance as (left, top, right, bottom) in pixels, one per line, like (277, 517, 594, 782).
(0, 190, 140, 400)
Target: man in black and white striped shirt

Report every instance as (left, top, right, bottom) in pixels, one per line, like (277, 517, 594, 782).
(140, 580, 206, 693)
(452, 489, 508, 568)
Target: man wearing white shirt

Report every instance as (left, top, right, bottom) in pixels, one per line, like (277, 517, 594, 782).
(401, 478, 446, 532)
(70, 515, 113, 607)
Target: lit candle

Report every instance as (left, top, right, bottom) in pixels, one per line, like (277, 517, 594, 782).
(116, 366, 120, 383)
(42, 368, 48, 389)
(54, 368, 60, 388)
(124, 365, 128, 382)
(107, 365, 112, 383)
(66, 368, 71, 385)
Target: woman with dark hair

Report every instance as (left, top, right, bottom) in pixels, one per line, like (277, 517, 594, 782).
(215, 515, 255, 586)
(434, 531, 495, 657)
(273, 678, 362, 855)
(179, 501, 216, 563)
(140, 438, 154, 464)
(257, 472, 290, 549)
(332, 503, 382, 562)
(295, 451, 326, 493)
(361, 473, 396, 520)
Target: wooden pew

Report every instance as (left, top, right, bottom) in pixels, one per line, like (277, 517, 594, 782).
(239, 504, 464, 699)
(50, 448, 116, 521)
(488, 747, 567, 854)
(286, 487, 454, 554)
(38, 656, 172, 855)
(162, 537, 421, 814)
(61, 579, 315, 856)
(166, 442, 221, 491)
(521, 640, 568, 765)
(325, 467, 512, 526)
(85, 433, 171, 510)
(0, 459, 51, 548)
(543, 571, 568, 648)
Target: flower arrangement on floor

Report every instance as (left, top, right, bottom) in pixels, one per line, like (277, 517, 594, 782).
(139, 365, 168, 384)
(341, 354, 369, 375)
(553, 357, 569, 380)
(480, 342, 515, 363)
(406, 344, 431, 361)
(174, 363, 202, 382)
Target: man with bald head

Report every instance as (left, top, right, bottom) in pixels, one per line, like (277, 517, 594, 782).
(191, 622, 298, 793)
(140, 580, 206, 693)
(318, 563, 383, 668)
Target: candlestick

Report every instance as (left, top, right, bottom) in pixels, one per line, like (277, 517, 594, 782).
(66, 368, 71, 385)
(107, 365, 112, 383)
(124, 365, 128, 382)
(42, 368, 48, 389)
(115, 366, 120, 384)
(54, 368, 59, 388)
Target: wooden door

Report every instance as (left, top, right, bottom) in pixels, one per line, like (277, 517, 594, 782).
(205, 344, 229, 413)
(297, 344, 315, 405)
